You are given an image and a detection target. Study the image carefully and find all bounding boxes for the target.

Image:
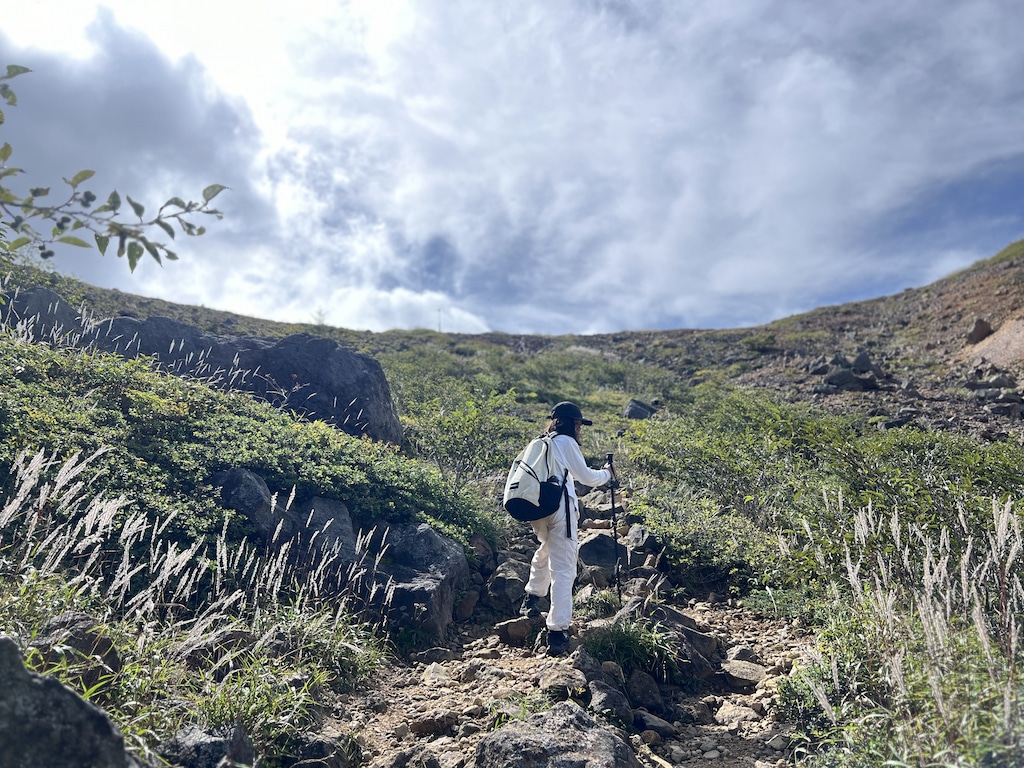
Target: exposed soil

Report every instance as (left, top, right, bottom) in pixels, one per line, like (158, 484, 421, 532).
(330, 597, 811, 768)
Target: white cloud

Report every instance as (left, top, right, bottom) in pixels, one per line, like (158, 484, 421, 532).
(3, 1, 1024, 334)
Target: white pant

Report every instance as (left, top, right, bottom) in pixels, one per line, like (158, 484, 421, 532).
(524, 501, 577, 631)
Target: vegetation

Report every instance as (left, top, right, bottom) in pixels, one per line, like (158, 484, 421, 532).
(622, 386, 1024, 764)
(4, 223, 1024, 764)
(0, 446, 382, 766)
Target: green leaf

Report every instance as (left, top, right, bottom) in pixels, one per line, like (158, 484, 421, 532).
(127, 195, 145, 219)
(0, 142, 11, 162)
(105, 190, 121, 213)
(155, 218, 176, 239)
(142, 238, 162, 265)
(4, 236, 31, 251)
(2, 65, 31, 81)
(162, 196, 188, 210)
(58, 235, 91, 248)
(0, 107, 5, 125)
(0, 84, 14, 107)
(29, 187, 49, 197)
(164, 249, 178, 261)
(67, 170, 95, 188)
(95, 234, 110, 255)
(127, 241, 143, 271)
(202, 184, 228, 203)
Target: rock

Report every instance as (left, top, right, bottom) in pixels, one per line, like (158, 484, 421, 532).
(569, 646, 606, 683)
(31, 611, 122, 692)
(538, 665, 588, 700)
(587, 680, 633, 725)
(624, 669, 665, 714)
(720, 659, 767, 690)
(2, 285, 83, 343)
(0, 636, 141, 768)
(714, 701, 762, 725)
(577, 531, 621, 575)
(623, 399, 658, 419)
(216, 472, 358, 561)
(455, 589, 480, 621)
(485, 558, 531, 615)
(158, 724, 255, 768)
(494, 617, 533, 646)
(766, 733, 789, 750)
(614, 600, 718, 678)
(216, 467, 276, 536)
(408, 710, 459, 735)
(370, 746, 443, 768)
(5, 287, 403, 443)
(726, 645, 758, 663)
(473, 700, 642, 768)
(411, 647, 456, 664)
(679, 699, 715, 725)
(370, 524, 469, 643)
(967, 318, 993, 344)
(634, 709, 677, 736)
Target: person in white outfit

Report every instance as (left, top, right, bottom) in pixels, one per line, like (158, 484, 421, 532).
(520, 401, 615, 656)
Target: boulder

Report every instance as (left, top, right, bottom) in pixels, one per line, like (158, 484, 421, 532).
(0, 635, 143, 768)
(31, 612, 122, 693)
(577, 531, 622, 578)
(214, 469, 358, 563)
(720, 659, 767, 691)
(369, 524, 469, 643)
(622, 399, 657, 419)
(624, 669, 665, 714)
(587, 679, 633, 726)
(485, 557, 531, 614)
(158, 724, 255, 768)
(4, 287, 403, 443)
(473, 700, 642, 768)
(967, 318, 993, 344)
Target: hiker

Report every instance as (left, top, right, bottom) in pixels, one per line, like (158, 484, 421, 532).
(520, 401, 615, 656)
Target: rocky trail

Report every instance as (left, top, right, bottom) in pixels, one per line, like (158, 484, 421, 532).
(329, 488, 815, 768)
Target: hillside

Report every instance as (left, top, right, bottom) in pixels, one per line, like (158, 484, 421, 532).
(15, 239, 1024, 435)
(3, 242, 1024, 768)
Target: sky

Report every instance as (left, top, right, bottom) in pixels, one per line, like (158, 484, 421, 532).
(2, 1, 1023, 335)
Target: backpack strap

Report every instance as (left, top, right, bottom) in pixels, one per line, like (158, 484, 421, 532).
(562, 469, 571, 537)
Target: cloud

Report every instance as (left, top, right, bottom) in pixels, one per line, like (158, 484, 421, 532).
(3, 2, 1024, 334)
(0, 12, 274, 292)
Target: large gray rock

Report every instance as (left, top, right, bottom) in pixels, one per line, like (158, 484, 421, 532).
(215, 469, 357, 562)
(358, 524, 470, 643)
(473, 700, 641, 768)
(4, 287, 403, 444)
(157, 724, 254, 768)
(485, 557, 531, 614)
(0, 635, 144, 768)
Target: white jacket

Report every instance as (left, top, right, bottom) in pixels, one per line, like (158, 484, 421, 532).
(548, 433, 612, 515)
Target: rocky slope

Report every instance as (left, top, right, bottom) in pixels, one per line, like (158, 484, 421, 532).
(332, 489, 811, 768)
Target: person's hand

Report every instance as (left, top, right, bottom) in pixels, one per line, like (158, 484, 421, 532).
(604, 462, 617, 479)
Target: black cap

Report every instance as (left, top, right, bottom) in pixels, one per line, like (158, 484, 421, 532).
(550, 401, 592, 425)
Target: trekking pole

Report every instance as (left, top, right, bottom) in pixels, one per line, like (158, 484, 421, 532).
(607, 452, 622, 602)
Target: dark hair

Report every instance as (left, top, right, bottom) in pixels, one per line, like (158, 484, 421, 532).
(547, 417, 581, 443)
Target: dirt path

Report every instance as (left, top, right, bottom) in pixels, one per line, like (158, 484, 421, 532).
(329, 598, 812, 768)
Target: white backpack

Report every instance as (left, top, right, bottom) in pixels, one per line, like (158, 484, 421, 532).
(502, 435, 569, 522)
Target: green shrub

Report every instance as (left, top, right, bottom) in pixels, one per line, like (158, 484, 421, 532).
(581, 618, 686, 685)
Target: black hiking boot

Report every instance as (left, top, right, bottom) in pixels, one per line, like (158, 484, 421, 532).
(546, 629, 571, 657)
(519, 593, 542, 618)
